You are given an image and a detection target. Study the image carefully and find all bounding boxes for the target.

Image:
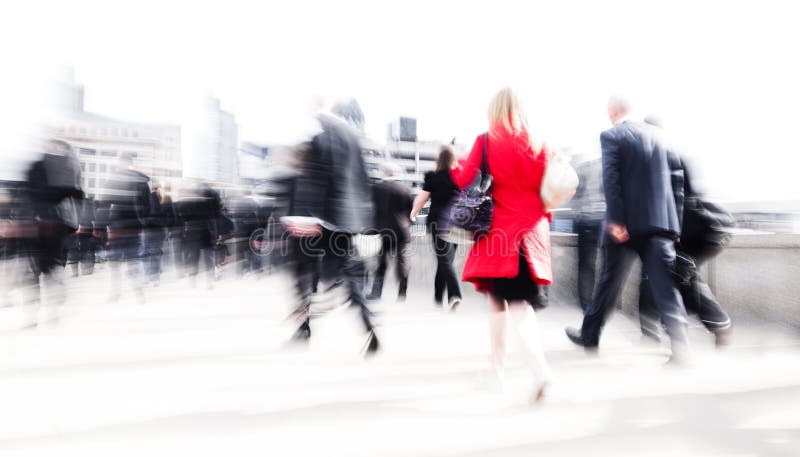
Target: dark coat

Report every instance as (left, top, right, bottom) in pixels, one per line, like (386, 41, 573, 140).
(106, 169, 152, 233)
(371, 179, 414, 243)
(26, 152, 84, 229)
(601, 120, 684, 239)
(290, 115, 373, 234)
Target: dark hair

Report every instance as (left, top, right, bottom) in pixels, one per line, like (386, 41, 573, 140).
(436, 145, 456, 172)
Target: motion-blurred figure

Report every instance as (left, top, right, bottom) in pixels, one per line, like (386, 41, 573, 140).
(141, 183, 176, 286)
(68, 196, 98, 277)
(105, 154, 151, 303)
(285, 98, 379, 354)
(367, 162, 414, 302)
(410, 146, 463, 308)
(638, 116, 735, 347)
(20, 139, 83, 325)
(566, 96, 691, 363)
(175, 183, 228, 287)
(572, 158, 605, 311)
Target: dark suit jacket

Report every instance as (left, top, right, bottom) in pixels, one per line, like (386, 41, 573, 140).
(290, 115, 373, 234)
(371, 179, 413, 243)
(601, 120, 684, 238)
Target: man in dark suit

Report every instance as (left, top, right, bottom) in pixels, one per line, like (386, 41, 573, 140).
(367, 162, 414, 302)
(286, 100, 379, 354)
(104, 154, 152, 302)
(18, 139, 83, 326)
(566, 96, 691, 362)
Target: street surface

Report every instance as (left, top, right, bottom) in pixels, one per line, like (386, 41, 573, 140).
(1, 267, 799, 456)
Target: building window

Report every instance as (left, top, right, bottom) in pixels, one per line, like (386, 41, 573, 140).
(80, 163, 85, 172)
(88, 178, 96, 188)
(88, 163, 96, 172)
(100, 164, 107, 173)
(101, 150, 116, 157)
(79, 148, 96, 156)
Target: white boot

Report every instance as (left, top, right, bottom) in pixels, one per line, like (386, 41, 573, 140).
(509, 303, 553, 403)
(487, 309, 508, 390)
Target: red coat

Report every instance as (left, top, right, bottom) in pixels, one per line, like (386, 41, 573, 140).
(451, 128, 552, 293)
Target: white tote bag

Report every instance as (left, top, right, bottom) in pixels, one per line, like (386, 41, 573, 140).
(540, 152, 579, 210)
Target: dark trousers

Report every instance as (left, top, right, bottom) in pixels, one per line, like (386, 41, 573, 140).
(23, 226, 72, 307)
(430, 225, 461, 303)
(293, 230, 373, 333)
(68, 233, 97, 276)
(141, 229, 167, 282)
(108, 234, 144, 297)
(369, 235, 409, 299)
(576, 219, 602, 310)
(581, 235, 689, 352)
(182, 237, 215, 277)
(640, 249, 730, 338)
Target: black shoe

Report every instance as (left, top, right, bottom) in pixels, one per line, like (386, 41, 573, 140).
(363, 330, 380, 356)
(289, 326, 311, 344)
(565, 327, 598, 351)
(366, 292, 381, 302)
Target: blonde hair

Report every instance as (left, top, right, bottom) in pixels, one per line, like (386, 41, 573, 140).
(487, 87, 529, 134)
(487, 87, 541, 153)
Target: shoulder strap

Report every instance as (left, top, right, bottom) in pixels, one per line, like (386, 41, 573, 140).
(479, 133, 491, 192)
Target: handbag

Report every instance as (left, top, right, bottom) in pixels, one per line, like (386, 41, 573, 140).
(440, 134, 493, 244)
(679, 197, 735, 259)
(540, 151, 579, 210)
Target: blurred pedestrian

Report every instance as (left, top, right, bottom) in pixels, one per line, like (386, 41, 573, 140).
(572, 158, 605, 311)
(410, 145, 463, 308)
(450, 88, 554, 403)
(68, 196, 98, 277)
(176, 182, 226, 287)
(367, 162, 414, 302)
(105, 154, 152, 303)
(141, 183, 175, 286)
(565, 96, 691, 364)
(638, 117, 734, 347)
(20, 139, 83, 325)
(285, 98, 379, 355)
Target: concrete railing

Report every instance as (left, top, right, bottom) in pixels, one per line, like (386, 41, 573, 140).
(400, 232, 800, 329)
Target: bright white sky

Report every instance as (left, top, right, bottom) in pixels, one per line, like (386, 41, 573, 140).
(1, 0, 798, 201)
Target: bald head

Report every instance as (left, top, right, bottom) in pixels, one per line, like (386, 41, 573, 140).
(607, 96, 631, 125)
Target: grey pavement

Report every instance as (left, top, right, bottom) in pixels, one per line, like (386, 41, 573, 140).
(1, 267, 799, 456)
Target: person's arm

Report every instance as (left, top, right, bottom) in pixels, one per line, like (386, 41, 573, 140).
(450, 135, 485, 189)
(600, 130, 628, 243)
(669, 150, 686, 232)
(410, 191, 430, 222)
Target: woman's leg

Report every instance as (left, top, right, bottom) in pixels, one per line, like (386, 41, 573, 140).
(508, 300, 553, 398)
(488, 294, 508, 384)
(431, 229, 446, 304)
(442, 239, 462, 302)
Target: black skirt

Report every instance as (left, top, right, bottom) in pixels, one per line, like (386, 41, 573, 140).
(492, 249, 542, 305)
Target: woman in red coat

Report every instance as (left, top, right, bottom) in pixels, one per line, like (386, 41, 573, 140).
(451, 87, 553, 403)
